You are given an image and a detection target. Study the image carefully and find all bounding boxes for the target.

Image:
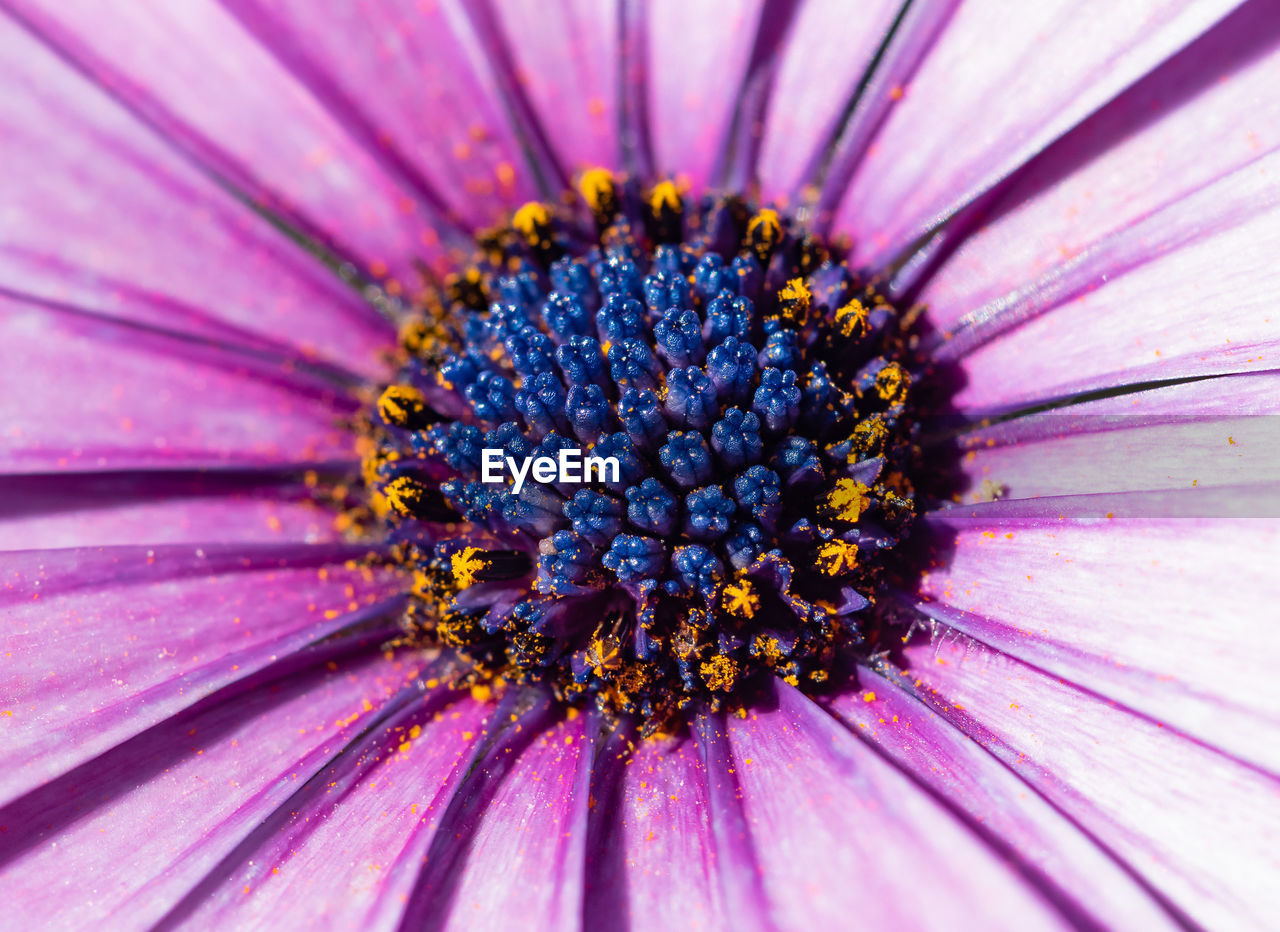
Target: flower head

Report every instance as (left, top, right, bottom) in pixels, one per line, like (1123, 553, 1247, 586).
(2, 1, 1279, 929)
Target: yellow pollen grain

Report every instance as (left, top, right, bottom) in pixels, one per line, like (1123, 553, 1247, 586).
(451, 546, 490, 588)
(827, 478, 873, 522)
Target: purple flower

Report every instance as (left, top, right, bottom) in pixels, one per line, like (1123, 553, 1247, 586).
(2, 1, 1278, 929)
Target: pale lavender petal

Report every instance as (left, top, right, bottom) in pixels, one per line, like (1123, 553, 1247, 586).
(0, 472, 343, 550)
(754, 0, 905, 201)
(719, 679, 1077, 930)
(581, 730, 727, 931)
(828, 672, 1183, 930)
(900, 633, 1280, 929)
(0, 542, 406, 807)
(941, 150, 1280, 411)
(916, 0, 1280, 332)
(832, 0, 1242, 270)
(0, 15, 395, 378)
(165, 688, 495, 929)
(0, 300, 358, 472)
(4, 0, 463, 285)
(912, 513, 1280, 773)
(219, 0, 552, 226)
(490, 0, 619, 172)
(947, 400, 1280, 503)
(0, 641, 424, 928)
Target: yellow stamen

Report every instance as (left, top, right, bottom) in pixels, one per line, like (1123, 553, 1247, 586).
(512, 202, 550, 239)
(579, 167, 617, 218)
(746, 208, 781, 250)
(376, 384, 426, 429)
(451, 546, 491, 588)
(383, 476, 430, 519)
(849, 417, 888, 460)
(826, 478, 873, 522)
(835, 299, 870, 339)
(815, 539, 860, 576)
(700, 655, 739, 692)
(874, 362, 910, 405)
(721, 580, 759, 619)
(777, 277, 811, 326)
(648, 180, 682, 215)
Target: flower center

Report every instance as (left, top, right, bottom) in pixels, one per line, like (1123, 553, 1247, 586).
(360, 170, 920, 727)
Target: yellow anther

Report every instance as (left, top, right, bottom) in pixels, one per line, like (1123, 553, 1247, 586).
(874, 362, 910, 405)
(376, 384, 427, 429)
(815, 539, 860, 576)
(746, 209, 781, 247)
(752, 634, 783, 665)
(700, 655, 739, 692)
(579, 167, 618, 219)
(587, 635, 623, 675)
(397, 319, 433, 355)
(849, 416, 889, 460)
(512, 202, 551, 241)
(777, 277, 811, 326)
(835, 299, 870, 339)
(451, 546, 491, 588)
(383, 476, 431, 519)
(745, 208, 784, 263)
(649, 180, 682, 215)
(826, 478, 873, 522)
(721, 580, 759, 619)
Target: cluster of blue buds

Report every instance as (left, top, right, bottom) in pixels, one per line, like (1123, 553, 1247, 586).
(364, 170, 919, 724)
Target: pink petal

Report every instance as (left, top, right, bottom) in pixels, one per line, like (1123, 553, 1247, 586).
(645, 0, 769, 187)
(828, 672, 1183, 930)
(833, 0, 1243, 270)
(0, 643, 425, 927)
(5, 0, 463, 287)
(490, 0, 619, 172)
(901, 633, 1280, 929)
(412, 707, 592, 929)
(917, 0, 1280, 332)
(0, 542, 406, 808)
(718, 679, 1078, 929)
(939, 150, 1280, 411)
(0, 300, 358, 472)
(0, 15, 395, 379)
(218, 0, 552, 226)
(913, 513, 1280, 773)
(0, 473, 344, 550)
(754, 0, 904, 202)
(582, 730, 727, 930)
(168, 687, 495, 929)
